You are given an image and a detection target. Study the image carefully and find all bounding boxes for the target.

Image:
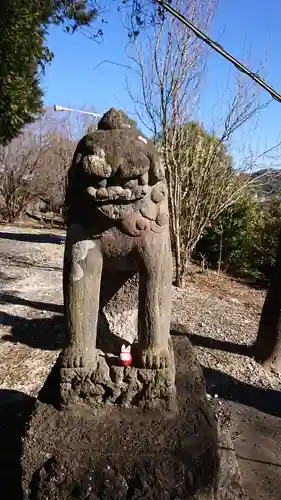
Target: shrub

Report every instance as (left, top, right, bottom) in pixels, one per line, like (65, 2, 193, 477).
(194, 194, 281, 281)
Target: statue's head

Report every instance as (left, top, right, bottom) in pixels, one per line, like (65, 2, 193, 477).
(98, 108, 136, 131)
(68, 108, 166, 223)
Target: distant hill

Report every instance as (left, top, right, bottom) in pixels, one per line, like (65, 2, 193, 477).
(249, 169, 281, 200)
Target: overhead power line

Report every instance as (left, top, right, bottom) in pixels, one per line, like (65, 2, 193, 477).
(155, 0, 281, 104)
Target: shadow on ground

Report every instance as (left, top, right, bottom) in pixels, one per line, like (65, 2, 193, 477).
(0, 231, 65, 244)
(170, 324, 253, 356)
(2, 295, 281, 418)
(227, 400, 281, 500)
(0, 311, 66, 350)
(0, 293, 63, 314)
(170, 328, 281, 418)
(203, 366, 281, 418)
(0, 293, 66, 350)
(0, 299, 66, 351)
(0, 389, 36, 500)
(0, 294, 125, 354)
(1, 254, 63, 271)
(188, 332, 253, 356)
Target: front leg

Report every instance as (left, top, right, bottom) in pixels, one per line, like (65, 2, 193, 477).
(138, 230, 172, 369)
(62, 224, 103, 370)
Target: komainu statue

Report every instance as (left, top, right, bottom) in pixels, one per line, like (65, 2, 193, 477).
(21, 111, 224, 496)
(61, 108, 173, 404)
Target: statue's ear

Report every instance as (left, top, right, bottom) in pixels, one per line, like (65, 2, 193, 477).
(121, 344, 126, 352)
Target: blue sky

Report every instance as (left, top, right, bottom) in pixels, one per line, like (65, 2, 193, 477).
(42, 0, 281, 166)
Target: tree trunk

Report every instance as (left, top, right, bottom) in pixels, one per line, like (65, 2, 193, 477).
(174, 231, 184, 287)
(7, 202, 14, 223)
(254, 230, 281, 372)
(174, 244, 182, 288)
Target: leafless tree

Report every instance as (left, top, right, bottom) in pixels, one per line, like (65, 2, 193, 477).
(0, 109, 93, 222)
(46, 108, 98, 212)
(125, 0, 281, 287)
(38, 133, 76, 214)
(0, 120, 55, 222)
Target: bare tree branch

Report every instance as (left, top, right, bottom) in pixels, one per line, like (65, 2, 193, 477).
(124, 0, 281, 287)
(0, 109, 92, 222)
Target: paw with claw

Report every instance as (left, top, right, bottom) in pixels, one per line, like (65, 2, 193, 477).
(60, 346, 97, 370)
(140, 346, 169, 369)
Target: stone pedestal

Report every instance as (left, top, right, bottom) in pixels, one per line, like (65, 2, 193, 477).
(21, 337, 220, 500)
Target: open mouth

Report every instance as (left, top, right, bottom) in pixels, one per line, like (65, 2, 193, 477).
(86, 179, 149, 204)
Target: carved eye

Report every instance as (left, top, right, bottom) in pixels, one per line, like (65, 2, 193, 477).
(83, 152, 112, 178)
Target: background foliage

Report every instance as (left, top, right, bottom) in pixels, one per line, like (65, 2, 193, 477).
(0, 0, 98, 145)
(195, 195, 281, 282)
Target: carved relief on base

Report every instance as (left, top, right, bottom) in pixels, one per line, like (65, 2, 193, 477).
(59, 344, 176, 413)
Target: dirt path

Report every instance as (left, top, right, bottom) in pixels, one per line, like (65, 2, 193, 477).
(0, 224, 65, 396)
(1, 224, 281, 499)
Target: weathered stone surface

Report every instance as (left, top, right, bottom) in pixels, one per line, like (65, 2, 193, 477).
(216, 426, 249, 499)
(59, 344, 176, 412)
(20, 110, 246, 500)
(21, 337, 248, 500)
(21, 337, 220, 500)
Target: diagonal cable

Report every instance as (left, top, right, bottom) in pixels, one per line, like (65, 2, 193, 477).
(155, 0, 281, 104)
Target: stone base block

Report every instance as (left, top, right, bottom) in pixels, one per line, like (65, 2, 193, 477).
(20, 336, 249, 500)
(22, 337, 220, 500)
(217, 426, 249, 499)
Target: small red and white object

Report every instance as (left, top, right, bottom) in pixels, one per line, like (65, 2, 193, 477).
(119, 344, 132, 367)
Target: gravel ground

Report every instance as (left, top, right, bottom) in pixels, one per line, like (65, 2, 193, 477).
(172, 266, 281, 392)
(0, 224, 65, 396)
(1, 222, 281, 396)
(1, 223, 281, 499)
(0, 225, 281, 395)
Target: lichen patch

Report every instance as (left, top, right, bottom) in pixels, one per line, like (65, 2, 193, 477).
(138, 135, 147, 145)
(71, 240, 95, 282)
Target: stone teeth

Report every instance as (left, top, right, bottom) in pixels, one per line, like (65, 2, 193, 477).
(96, 188, 108, 199)
(87, 186, 96, 197)
(123, 189, 133, 200)
(107, 187, 124, 199)
(97, 179, 107, 188)
(88, 183, 148, 203)
(124, 179, 138, 189)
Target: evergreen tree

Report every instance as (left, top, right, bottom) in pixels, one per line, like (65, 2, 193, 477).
(0, 0, 98, 144)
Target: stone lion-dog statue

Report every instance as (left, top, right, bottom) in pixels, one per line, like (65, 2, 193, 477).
(61, 108, 173, 372)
